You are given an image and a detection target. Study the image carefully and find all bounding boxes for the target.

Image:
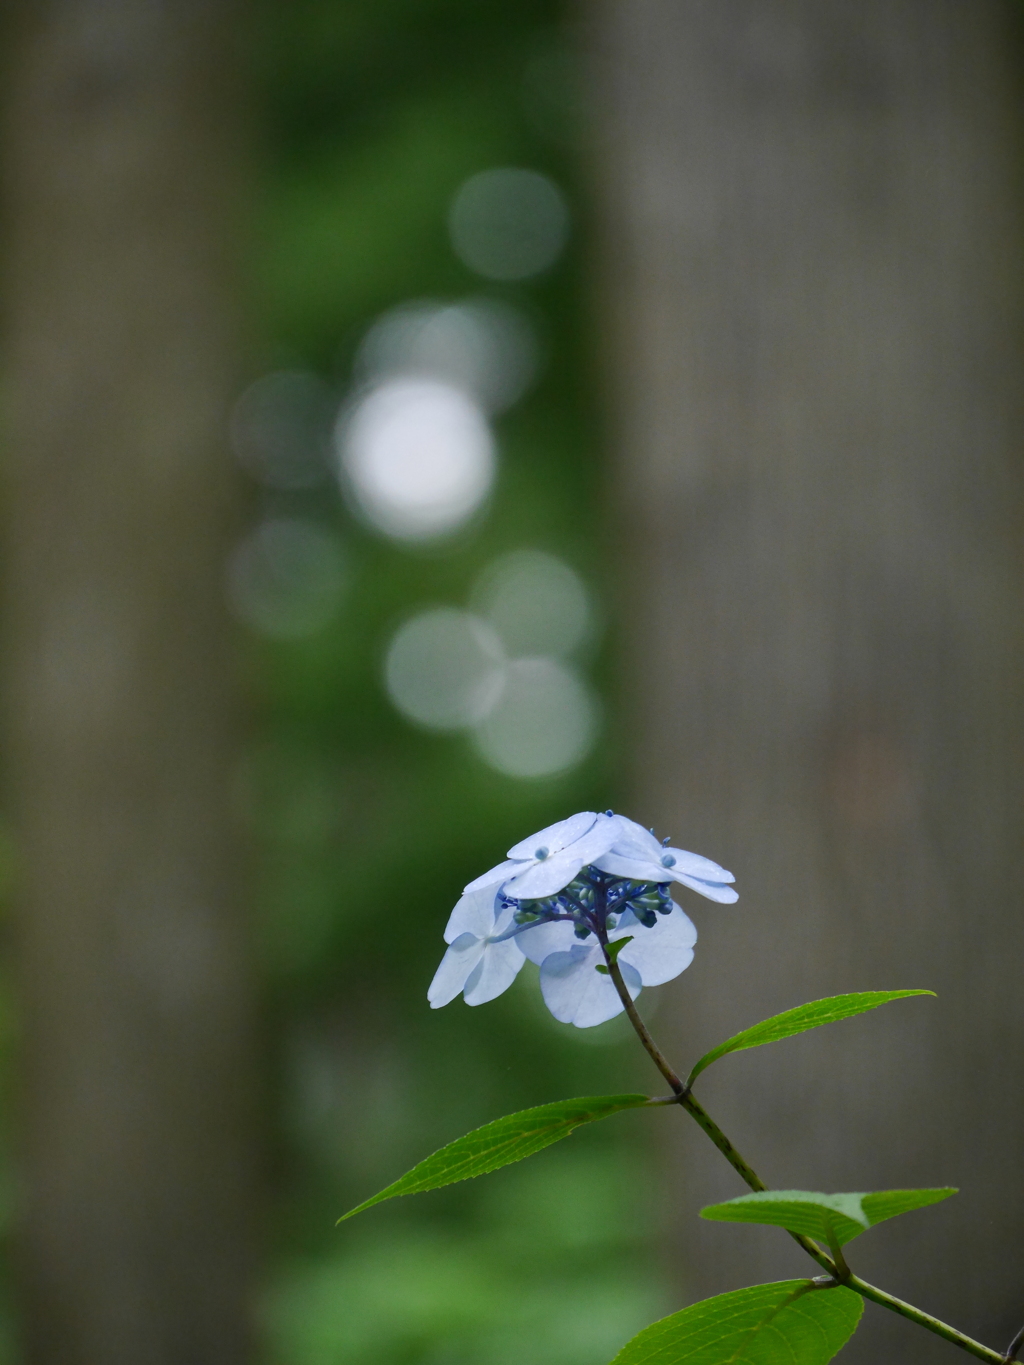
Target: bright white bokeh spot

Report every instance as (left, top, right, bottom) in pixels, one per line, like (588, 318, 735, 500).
(230, 371, 335, 489)
(337, 379, 496, 541)
(355, 297, 538, 413)
(471, 548, 592, 658)
(449, 168, 570, 282)
(385, 608, 505, 731)
(473, 657, 597, 779)
(227, 519, 347, 640)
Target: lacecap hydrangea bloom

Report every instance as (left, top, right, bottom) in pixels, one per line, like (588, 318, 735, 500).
(428, 810, 737, 1028)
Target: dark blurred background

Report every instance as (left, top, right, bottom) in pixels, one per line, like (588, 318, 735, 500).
(1, 2, 1023, 1363)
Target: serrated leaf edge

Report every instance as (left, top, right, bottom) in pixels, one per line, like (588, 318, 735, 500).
(337, 1092, 652, 1222)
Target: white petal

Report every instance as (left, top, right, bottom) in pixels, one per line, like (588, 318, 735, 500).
(444, 883, 503, 943)
(671, 871, 739, 903)
(462, 858, 523, 895)
(614, 905, 696, 986)
(515, 917, 579, 965)
(427, 933, 485, 1008)
(539, 944, 642, 1028)
(463, 937, 526, 1005)
(507, 811, 597, 859)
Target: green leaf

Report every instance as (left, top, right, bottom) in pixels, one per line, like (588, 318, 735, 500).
(607, 936, 634, 964)
(338, 1094, 651, 1221)
(597, 937, 635, 974)
(701, 1188, 957, 1247)
(609, 1279, 863, 1365)
(686, 991, 934, 1087)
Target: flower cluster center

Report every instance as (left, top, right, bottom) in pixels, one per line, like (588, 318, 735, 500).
(509, 865, 673, 941)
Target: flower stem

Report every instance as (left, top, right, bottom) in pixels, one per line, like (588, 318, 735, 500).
(598, 936, 685, 1094)
(602, 955, 1005, 1364)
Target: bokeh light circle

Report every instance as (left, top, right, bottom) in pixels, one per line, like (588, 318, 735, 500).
(473, 657, 597, 778)
(230, 370, 335, 490)
(471, 548, 592, 657)
(449, 168, 570, 282)
(337, 378, 496, 541)
(227, 519, 347, 640)
(355, 297, 538, 413)
(385, 609, 505, 731)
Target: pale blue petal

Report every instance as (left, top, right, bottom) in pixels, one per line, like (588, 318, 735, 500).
(671, 871, 739, 903)
(444, 884, 502, 943)
(503, 851, 586, 900)
(506, 810, 597, 859)
(608, 816, 662, 852)
(461, 958, 484, 999)
(595, 838, 734, 887)
(428, 933, 485, 1008)
(463, 938, 526, 1005)
(515, 918, 578, 965)
(615, 905, 696, 986)
(462, 859, 523, 895)
(591, 850, 664, 881)
(539, 944, 642, 1028)
(661, 846, 734, 882)
(561, 811, 620, 865)
(490, 897, 520, 938)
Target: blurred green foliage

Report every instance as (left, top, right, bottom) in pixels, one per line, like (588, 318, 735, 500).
(243, 1, 669, 1362)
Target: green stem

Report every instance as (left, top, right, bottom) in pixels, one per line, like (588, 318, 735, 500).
(600, 946, 832, 1273)
(677, 1085, 835, 1275)
(597, 932, 685, 1095)
(824, 1227, 852, 1284)
(847, 1276, 1005, 1364)
(601, 953, 1005, 1365)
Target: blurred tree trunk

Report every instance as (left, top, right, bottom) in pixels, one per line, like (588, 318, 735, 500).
(592, 3, 1024, 1360)
(1, 3, 256, 1362)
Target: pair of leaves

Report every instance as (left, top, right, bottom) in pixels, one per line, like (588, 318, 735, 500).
(339, 990, 931, 1221)
(597, 935, 635, 974)
(610, 1279, 863, 1365)
(701, 1188, 957, 1249)
(612, 1184, 957, 1365)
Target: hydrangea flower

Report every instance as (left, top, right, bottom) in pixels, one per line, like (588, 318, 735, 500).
(428, 811, 737, 1027)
